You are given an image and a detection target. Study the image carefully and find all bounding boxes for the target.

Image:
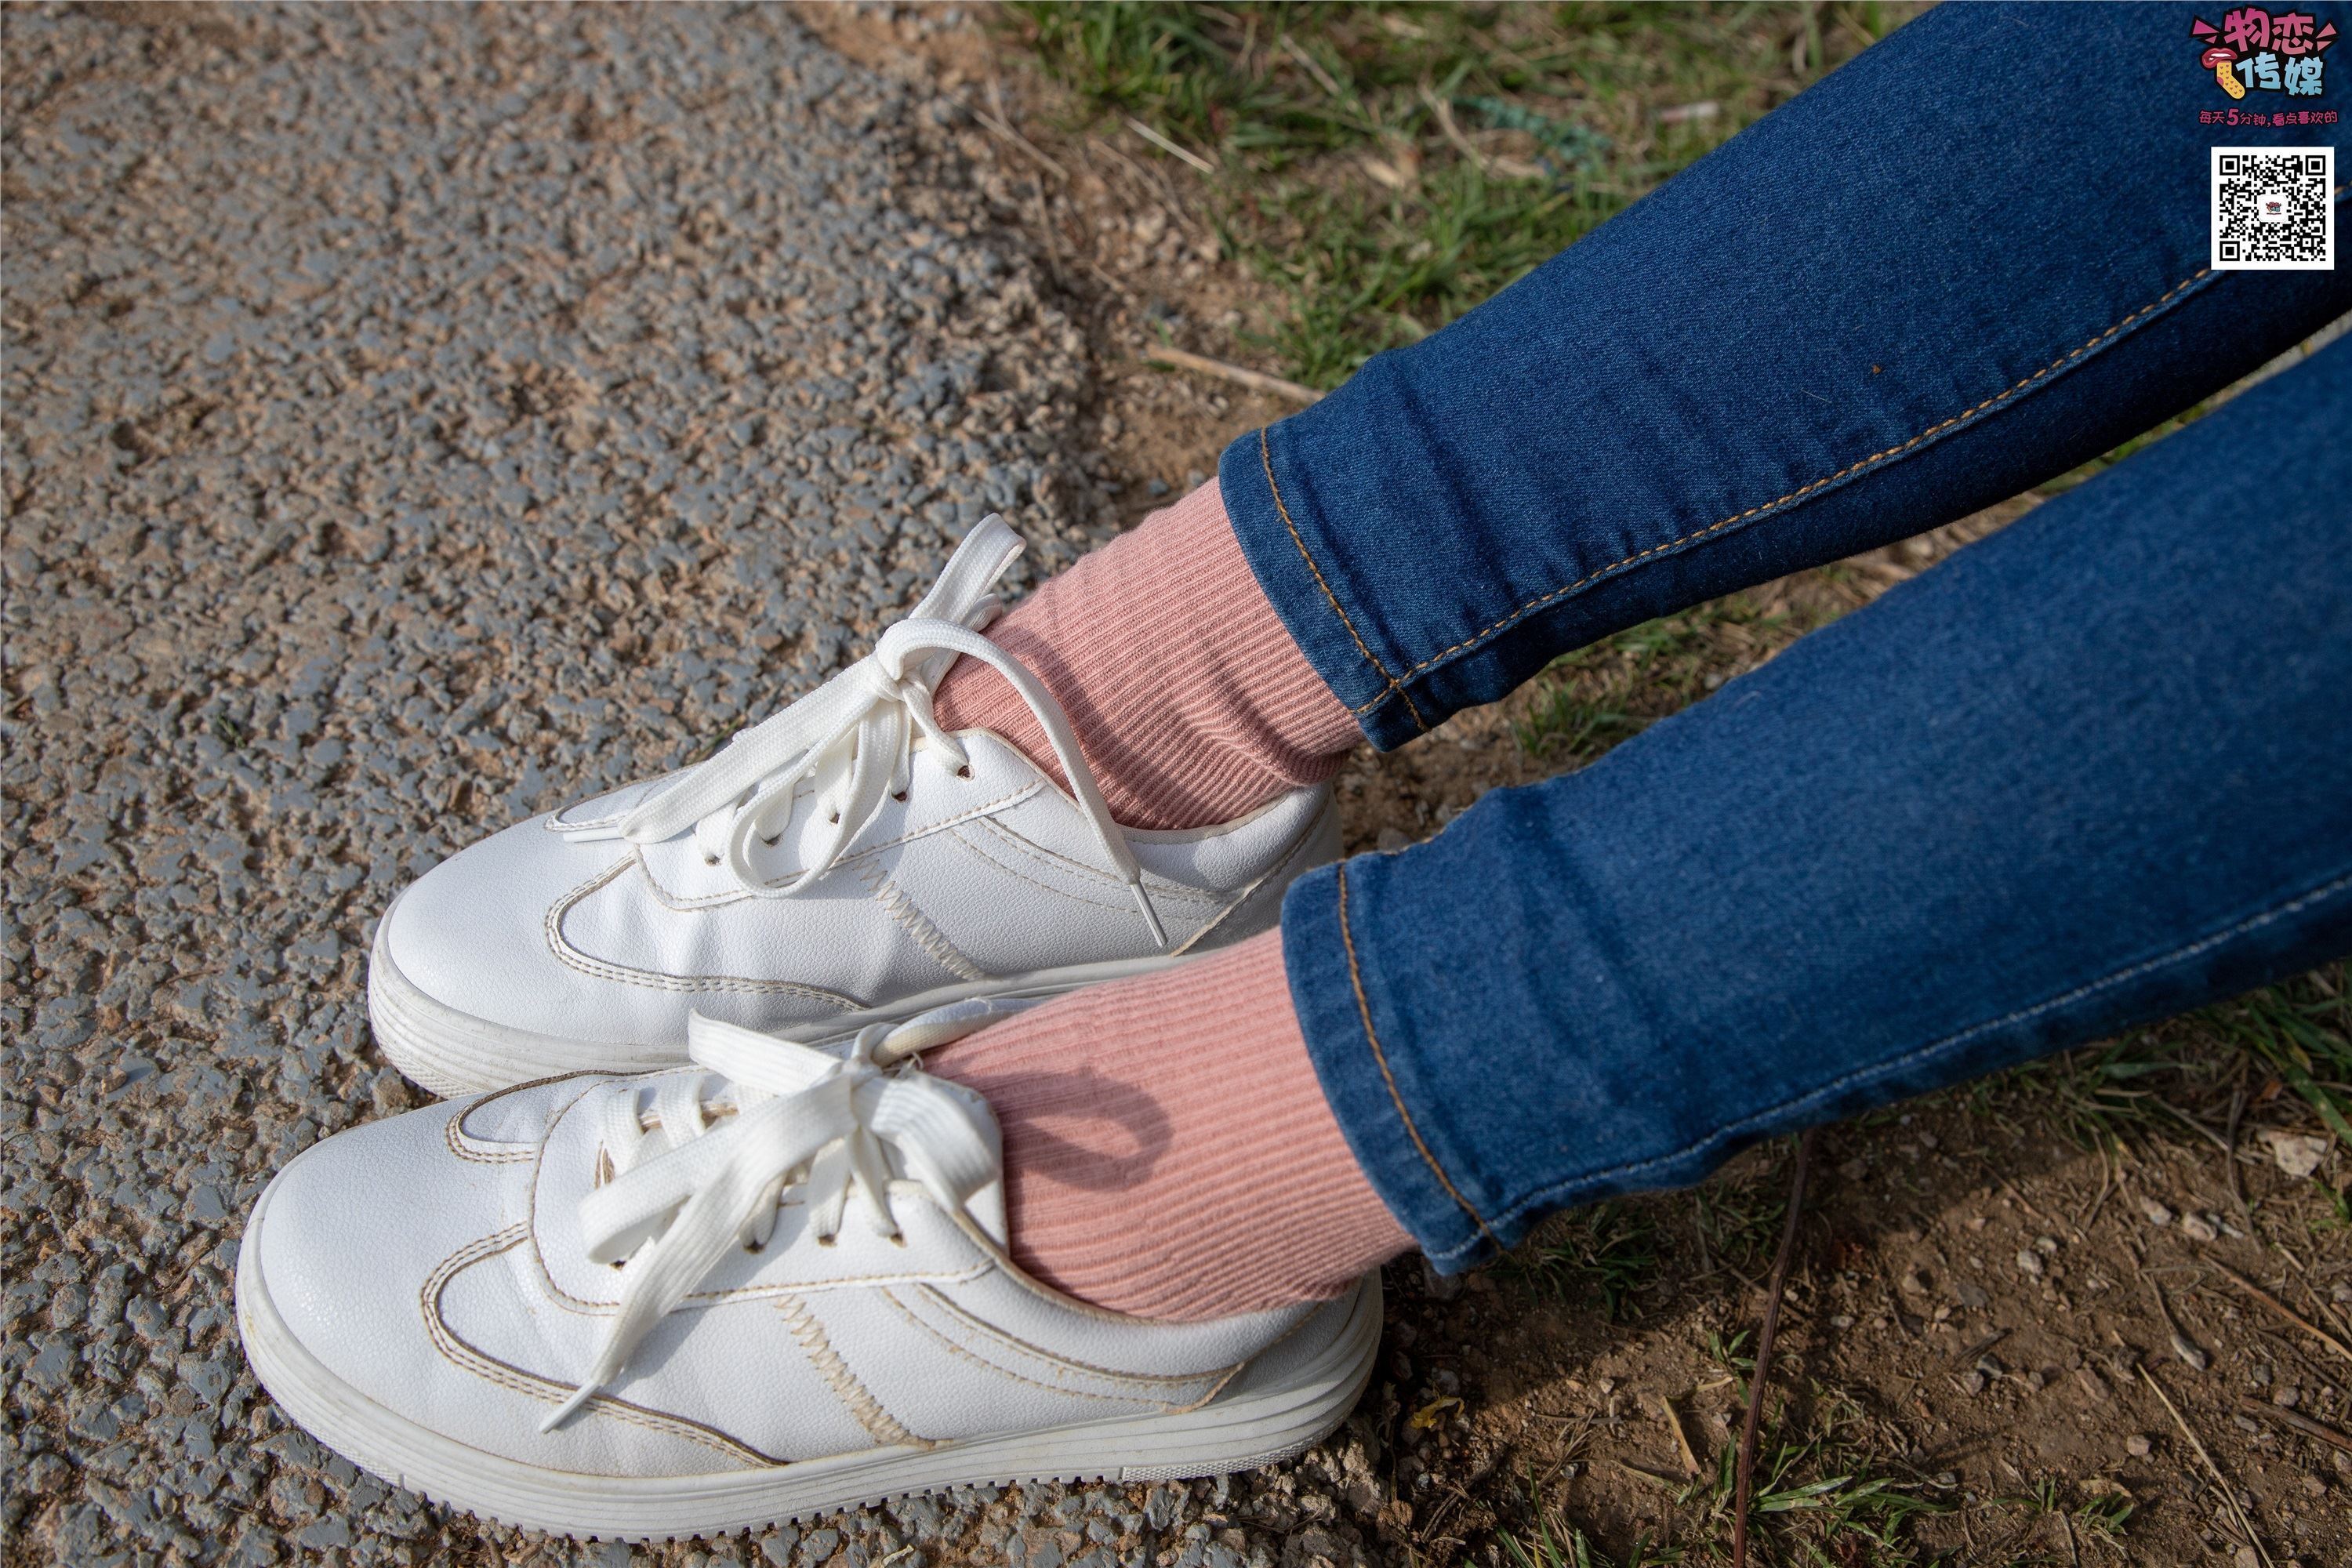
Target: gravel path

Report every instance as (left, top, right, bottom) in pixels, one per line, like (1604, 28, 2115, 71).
(2, 6, 1367, 1564)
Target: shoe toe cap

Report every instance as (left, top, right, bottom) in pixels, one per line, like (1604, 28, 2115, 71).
(240, 1084, 777, 1485)
(379, 813, 659, 1045)
(244, 1102, 517, 1410)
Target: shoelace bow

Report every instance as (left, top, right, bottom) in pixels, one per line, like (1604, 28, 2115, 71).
(544, 1000, 1020, 1431)
(615, 514, 1165, 946)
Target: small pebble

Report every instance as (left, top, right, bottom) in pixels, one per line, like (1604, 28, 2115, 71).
(2126, 1434, 2152, 1457)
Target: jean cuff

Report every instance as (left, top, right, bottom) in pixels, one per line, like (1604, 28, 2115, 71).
(1277, 859, 1499, 1274)
(1219, 426, 1424, 752)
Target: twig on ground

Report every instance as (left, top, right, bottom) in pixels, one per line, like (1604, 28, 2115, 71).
(1126, 116, 1214, 175)
(2138, 1365, 2275, 1568)
(1142, 347, 1322, 405)
(2145, 1276, 2209, 1370)
(1279, 34, 1342, 99)
(2149, 1094, 2234, 1154)
(1654, 1393, 1701, 1479)
(1733, 1126, 1820, 1568)
(2224, 1075, 2251, 1221)
(1082, 257, 1140, 306)
(1418, 87, 1543, 180)
(1611, 1456, 1689, 1491)
(2212, 1260, 2352, 1366)
(2081, 1145, 2118, 1231)
(1994, 1171, 2060, 1229)
(970, 88, 1067, 183)
(2238, 1396, 2352, 1455)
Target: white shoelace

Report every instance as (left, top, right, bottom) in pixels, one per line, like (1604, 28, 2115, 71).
(616, 514, 1165, 946)
(543, 1000, 1022, 1431)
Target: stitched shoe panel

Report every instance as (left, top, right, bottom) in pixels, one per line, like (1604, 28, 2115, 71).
(367, 519, 1340, 1096)
(237, 1006, 1381, 1541)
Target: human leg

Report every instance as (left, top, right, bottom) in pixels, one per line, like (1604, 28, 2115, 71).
(938, 336, 2352, 1309)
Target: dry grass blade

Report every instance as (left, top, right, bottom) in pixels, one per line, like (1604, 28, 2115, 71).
(1654, 1392, 1701, 1478)
(2138, 1365, 2275, 1568)
(2211, 1260, 2352, 1366)
(1142, 346, 1323, 405)
(2236, 1396, 2352, 1456)
(1278, 34, 1341, 98)
(2146, 1276, 2209, 1370)
(1733, 1125, 1819, 1568)
(1125, 115, 1214, 174)
(968, 100, 1068, 183)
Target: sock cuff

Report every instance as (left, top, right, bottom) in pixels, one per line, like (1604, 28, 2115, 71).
(934, 482, 1363, 829)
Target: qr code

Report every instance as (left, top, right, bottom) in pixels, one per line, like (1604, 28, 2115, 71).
(2211, 146, 2333, 270)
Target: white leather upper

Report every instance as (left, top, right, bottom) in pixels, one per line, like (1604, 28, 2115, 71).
(380, 731, 1337, 1054)
(247, 1065, 1350, 1477)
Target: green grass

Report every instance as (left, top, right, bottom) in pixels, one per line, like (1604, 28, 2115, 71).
(2198, 967, 2352, 1142)
(1004, 2, 1911, 387)
(1513, 596, 1809, 763)
(1504, 1509, 1681, 1568)
(2002, 964, 2352, 1159)
(1691, 1176, 1788, 1274)
(1684, 1389, 1948, 1563)
(2073, 1490, 2136, 1541)
(1504, 1200, 1663, 1321)
(1501, 1387, 1947, 1566)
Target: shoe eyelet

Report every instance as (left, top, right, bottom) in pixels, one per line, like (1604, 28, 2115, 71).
(828, 811, 841, 825)
(887, 1233, 908, 1249)
(760, 833, 779, 848)
(955, 765, 973, 780)
(702, 854, 720, 866)
(891, 790, 908, 803)
(742, 1239, 764, 1255)
(815, 1233, 838, 1249)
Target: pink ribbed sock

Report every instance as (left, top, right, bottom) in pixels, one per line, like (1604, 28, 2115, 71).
(931, 481, 1362, 831)
(927, 928, 1414, 1321)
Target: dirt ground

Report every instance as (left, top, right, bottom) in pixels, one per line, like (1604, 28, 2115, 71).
(803, 8, 2352, 1566)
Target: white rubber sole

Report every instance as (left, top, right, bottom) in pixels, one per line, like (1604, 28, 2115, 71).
(235, 1171, 1382, 1542)
(367, 913, 1201, 1098)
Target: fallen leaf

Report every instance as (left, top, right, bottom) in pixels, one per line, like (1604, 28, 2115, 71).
(1409, 1396, 1461, 1431)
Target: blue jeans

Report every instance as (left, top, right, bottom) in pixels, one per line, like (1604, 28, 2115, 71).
(1224, 5, 2352, 1270)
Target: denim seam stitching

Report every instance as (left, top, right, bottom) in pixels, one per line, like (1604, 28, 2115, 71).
(1422, 861, 2352, 1265)
(1385, 263, 2235, 702)
(1258, 427, 1426, 729)
(1334, 863, 1500, 1248)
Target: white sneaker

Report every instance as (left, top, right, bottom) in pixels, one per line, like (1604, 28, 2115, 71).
(369, 516, 1340, 1096)
(236, 1005, 1381, 1542)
